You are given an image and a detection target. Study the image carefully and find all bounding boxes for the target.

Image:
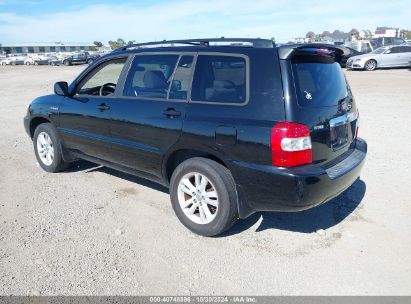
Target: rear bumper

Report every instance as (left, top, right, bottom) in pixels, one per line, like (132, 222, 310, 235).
(230, 138, 367, 218)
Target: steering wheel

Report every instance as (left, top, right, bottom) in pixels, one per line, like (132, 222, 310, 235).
(99, 83, 116, 96)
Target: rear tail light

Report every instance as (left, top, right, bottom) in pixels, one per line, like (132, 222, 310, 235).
(348, 110, 359, 139)
(271, 121, 312, 167)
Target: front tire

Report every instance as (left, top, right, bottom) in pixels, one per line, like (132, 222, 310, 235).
(364, 59, 377, 71)
(63, 60, 70, 66)
(33, 123, 69, 172)
(170, 158, 238, 236)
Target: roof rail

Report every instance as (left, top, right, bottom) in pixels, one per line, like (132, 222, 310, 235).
(117, 38, 275, 51)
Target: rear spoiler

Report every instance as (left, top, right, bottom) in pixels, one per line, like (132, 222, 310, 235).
(277, 43, 350, 60)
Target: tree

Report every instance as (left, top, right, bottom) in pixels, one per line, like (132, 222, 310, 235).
(350, 28, 359, 35)
(400, 29, 411, 39)
(127, 40, 136, 45)
(306, 31, 315, 38)
(108, 38, 126, 49)
(93, 41, 103, 47)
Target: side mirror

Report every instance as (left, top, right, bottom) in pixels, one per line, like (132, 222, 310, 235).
(54, 81, 69, 96)
(384, 50, 391, 54)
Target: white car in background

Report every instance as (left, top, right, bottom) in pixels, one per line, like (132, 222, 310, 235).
(24, 54, 50, 65)
(1, 57, 12, 65)
(346, 45, 411, 71)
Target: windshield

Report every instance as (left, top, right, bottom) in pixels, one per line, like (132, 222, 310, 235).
(292, 61, 348, 107)
(372, 47, 387, 54)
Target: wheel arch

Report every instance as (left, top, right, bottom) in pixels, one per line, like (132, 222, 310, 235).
(365, 58, 378, 69)
(163, 148, 229, 185)
(29, 116, 52, 138)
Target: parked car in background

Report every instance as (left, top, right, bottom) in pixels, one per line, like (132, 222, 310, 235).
(62, 53, 89, 66)
(24, 38, 366, 236)
(48, 56, 64, 66)
(371, 37, 405, 48)
(347, 45, 411, 71)
(0, 57, 12, 65)
(24, 56, 49, 65)
(85, 53, 101, 64)
(339, 47, 364, 67)
(344, 40, 374, 54)
(8, 55, 25, 65)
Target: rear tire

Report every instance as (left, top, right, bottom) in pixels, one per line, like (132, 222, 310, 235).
(87, 59, 93, 64)
(364, 59, 377, 71)
(33, 123, 69, 172)
(170, 157, 238, 236)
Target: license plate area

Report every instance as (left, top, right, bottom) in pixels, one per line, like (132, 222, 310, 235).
(330, 115, 350, 151)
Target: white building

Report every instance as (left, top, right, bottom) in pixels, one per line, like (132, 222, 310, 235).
(0, 42, 94, 54)
(374, 27, 399, 38)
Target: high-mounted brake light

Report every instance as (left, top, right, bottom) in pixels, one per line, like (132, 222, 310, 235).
(271, 122, 312, 167)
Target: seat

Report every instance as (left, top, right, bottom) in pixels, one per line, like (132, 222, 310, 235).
(134, 70, 168, 98)
(205, 80, 239, 102)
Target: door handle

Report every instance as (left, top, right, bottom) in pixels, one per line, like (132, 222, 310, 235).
(162, 108, 181, 118)
(96, 103, 110, 111)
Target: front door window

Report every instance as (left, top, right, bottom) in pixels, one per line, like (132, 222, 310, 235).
(77, 58, 127, 96)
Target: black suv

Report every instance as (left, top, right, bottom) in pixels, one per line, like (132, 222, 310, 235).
(24, 38, 367, 236)
(62, 52, 95, 66)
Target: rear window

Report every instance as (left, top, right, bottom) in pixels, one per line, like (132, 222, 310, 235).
(291, 61, 348, 107)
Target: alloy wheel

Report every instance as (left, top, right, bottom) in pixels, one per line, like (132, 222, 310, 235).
(177, 172, 219, 224)
(366, 60, 376, 71)
(36, 132, 54, 166)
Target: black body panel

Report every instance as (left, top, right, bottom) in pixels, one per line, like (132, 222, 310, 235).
(24, 41, 367, 219)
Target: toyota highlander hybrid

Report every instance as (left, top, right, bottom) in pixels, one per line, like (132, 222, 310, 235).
(24, 38, 367, 236)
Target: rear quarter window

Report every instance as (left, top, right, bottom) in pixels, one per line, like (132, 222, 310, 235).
(191, 54, 248, 104)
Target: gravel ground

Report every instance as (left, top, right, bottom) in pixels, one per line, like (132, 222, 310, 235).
(0, 65, 410, 296)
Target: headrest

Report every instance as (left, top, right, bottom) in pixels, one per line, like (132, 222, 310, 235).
(143, 71, 167, 89)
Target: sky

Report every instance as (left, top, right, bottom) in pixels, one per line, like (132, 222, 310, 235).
(0, 0, 409, 44)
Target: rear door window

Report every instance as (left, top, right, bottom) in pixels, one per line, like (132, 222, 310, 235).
(291, 60, 348, 107)
(191, 55, 248, 104)
(169, 55, 195, 100)
(123, 54, 179, 99)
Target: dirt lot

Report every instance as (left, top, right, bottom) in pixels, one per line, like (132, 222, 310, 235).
(0, 65, 410, 295)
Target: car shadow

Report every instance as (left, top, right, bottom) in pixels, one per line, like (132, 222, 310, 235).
(67, 160, 366, 236)
(67, 160, 168, 193)
(221, 179, 366, 237)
